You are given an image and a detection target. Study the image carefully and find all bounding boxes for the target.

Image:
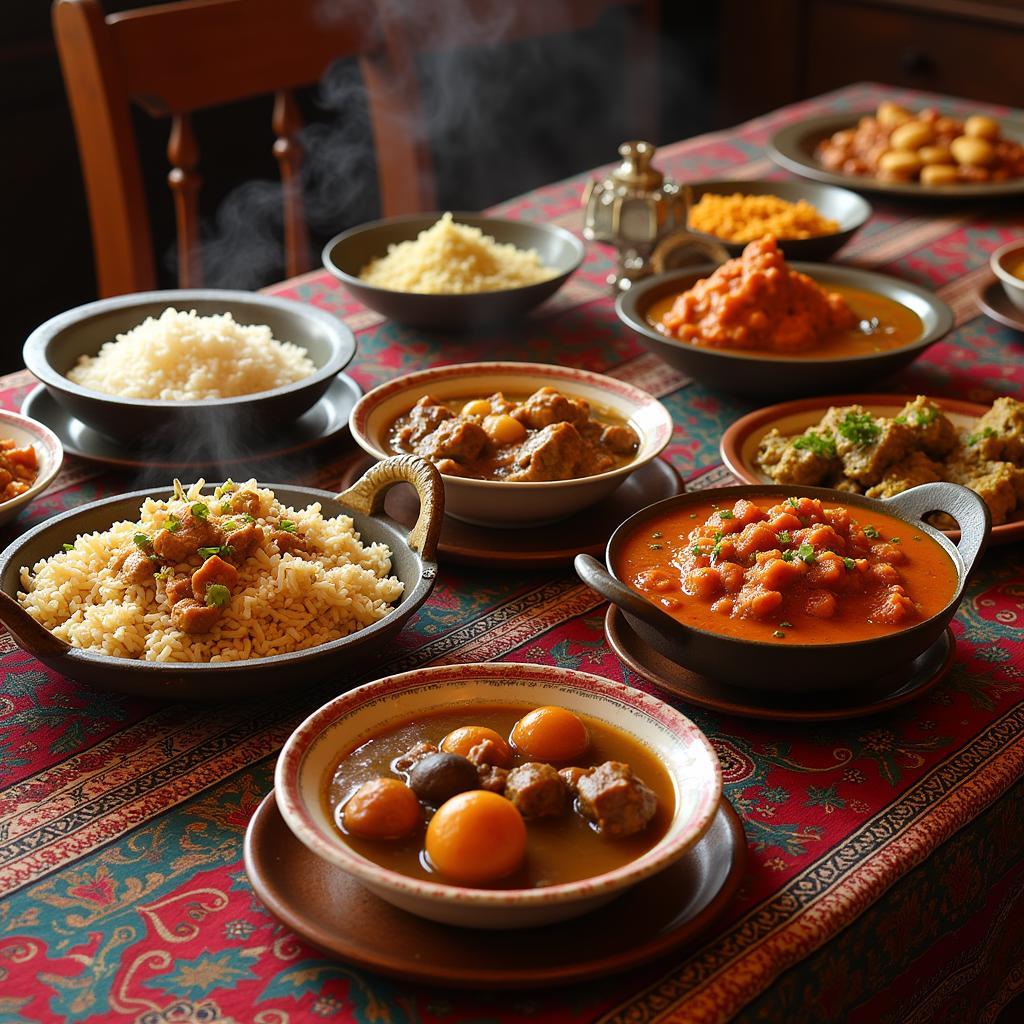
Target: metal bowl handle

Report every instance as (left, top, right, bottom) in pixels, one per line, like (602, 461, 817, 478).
(336, 454, 445, 561)
(574, 553, 690, 643)
(885, 481, 990, 576)
(0, 590, 73, 660)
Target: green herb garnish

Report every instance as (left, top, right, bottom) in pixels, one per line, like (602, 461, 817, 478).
(221, 520, 238, 533)
(891, 537, 901, 544)
(780, 621, 792, 628)
(214, 479, 236, 499)
(793, 430, 837, 458)
(786, 497, 799, 509)
(691, 546, 706, 557)
(238, 513, 255, 524)
(279, 520, 296, 533)
(62, 542, 74, 552)
(198, 545, 234, 560)
(205, 584, 230, 608)
(797, 543, 817, 564)
(843, 557, 855, 570)
(191, 502, 209, 521)
(649, 543, 662, 551)
(837, 411, 881, 448)
(864, 525, 880, 539)
(782, 550, 795, 563)
(777, 530, 792, 545)
(133, 533, 151, 549)
(772, 630, 786, 639)
(718, 510, 735, 520)
(967, 427, 996, 446)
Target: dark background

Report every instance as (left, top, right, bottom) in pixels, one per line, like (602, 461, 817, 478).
(6, 0, 1024, 373)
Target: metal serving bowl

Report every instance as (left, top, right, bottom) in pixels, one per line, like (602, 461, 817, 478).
(23, 290, 356, 450)
(322, 213, 585, 331)
(616, 264, 953, 399)
(575, 482, 989, 692)
(0, 456, 442, 701)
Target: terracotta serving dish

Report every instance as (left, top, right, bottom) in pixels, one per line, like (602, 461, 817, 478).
(23, 290, 356, 451)
(274, 662, 722, 929)
(719, 392, 1024, 546)
(616, 264, 953, 399)
(322, 214, 585, 330)
(349, 361, 673, 527)
(685, 179, 872, 261)
(575, 481, 989, 692)
(0, 409, 63, 528)
(0, 456, 443, 700)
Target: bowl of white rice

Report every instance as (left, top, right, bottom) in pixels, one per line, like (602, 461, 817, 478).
(322, 213, 585, 330)
(23, 290, 356, 449)
(0, 454, 443, 700)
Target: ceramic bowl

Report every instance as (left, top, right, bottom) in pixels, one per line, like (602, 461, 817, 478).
(349, 361, 674, 528)
(575, 481, 990, 692)
(616, 263, 953, 399)
(991, 240, 1024, 313)
(322, 213, 585, 330)
(0, 456, 443, 700)
(0, 409, 63, 528)
(685, 179, 871, 261)
(274, 661, 722, 929)
(23, 290, 356, 450)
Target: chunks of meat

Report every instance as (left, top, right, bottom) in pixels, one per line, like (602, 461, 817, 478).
(513, 387, 589, 429)
(152, 508, 223, 563)
(397, 396, 454, 444)
(575, 761, 658, 838)
(970, 396, 1024, 463)
(601, 423, 639, 456)
(895, 396, 957, 458)
(757, 427, 835, 486)
(466, 739, 505, 767)
(504, 762, 569, 819)
(171, 598, 222, 634)
(164, 575, 193, 605)
(817, 406, 913, 486)
(418, 418, 489, 465)
(225, 524, 262, 561)
(190, 555, 238, 601)
(506, 422, 586, 482)
(866, 451, 944, 499)
(477, 763, 509, 794)
(272, 530, 307, 554)
(392, 741, 437, 773)
(558, 766, 588, 791)
(121, 550, 155, 584)
(230, 490, 263, 518)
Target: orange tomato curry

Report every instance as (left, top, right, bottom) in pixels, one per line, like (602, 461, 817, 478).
(617, 495, 957, 645)
(325, 704, 675, 889)
(646, 235, 922, 358)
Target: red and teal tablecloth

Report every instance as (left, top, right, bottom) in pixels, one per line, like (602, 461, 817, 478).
(1, 83, 1023, 1024)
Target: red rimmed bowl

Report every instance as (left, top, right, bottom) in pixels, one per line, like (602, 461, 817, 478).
(274, 662, 722, 929)
(349, 362, 674, 527)
(0, 409, 63, 528)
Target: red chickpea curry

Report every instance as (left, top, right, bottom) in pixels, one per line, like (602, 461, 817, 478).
(387, 386, 639, 481)
(325, 704, 674, 888)
(618, 495, 957, 645)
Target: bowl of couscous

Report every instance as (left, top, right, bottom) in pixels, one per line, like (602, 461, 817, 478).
(684, 180, 871, 261)
(322, 213, 585, 331)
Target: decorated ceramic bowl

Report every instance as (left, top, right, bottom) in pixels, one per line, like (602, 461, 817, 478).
(274, 662, 722, 929)
(0, 409, 63, 528)
(349, 361, 674, 527)
(991, 239, 1024, 313)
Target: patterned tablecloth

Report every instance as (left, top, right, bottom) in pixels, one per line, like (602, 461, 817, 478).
(2, 83, 1023, 1024)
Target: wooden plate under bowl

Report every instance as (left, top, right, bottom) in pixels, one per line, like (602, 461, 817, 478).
(719, 392, 1023, 546)
(243, 790, 746, 989)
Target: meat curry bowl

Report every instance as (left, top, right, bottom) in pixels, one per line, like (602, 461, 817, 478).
(616, 261, 952, 399)
(23, 289, 356, 449)
(274, 662, 722, 929)
(0, 455, 443, 701)
(575, 482, 989, 693)
(349, 362, 673, 527)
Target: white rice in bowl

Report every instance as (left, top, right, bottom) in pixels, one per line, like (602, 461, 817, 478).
(66, 308, 317, 400)
(17, 480, 404, 663)
(358, 213, 557, 294)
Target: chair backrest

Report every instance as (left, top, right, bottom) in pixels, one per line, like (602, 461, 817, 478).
(53, 0, 436, 296)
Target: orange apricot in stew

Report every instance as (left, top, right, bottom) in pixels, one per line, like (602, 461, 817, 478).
(511, 706, 590, 762)
(617, 495, 958, 645)
(342, 778, 422, 840)
(425, 790, 527, 884)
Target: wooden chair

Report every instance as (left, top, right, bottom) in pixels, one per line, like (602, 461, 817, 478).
(52, 0, 435, 296)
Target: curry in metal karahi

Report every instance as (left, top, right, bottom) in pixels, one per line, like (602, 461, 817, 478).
(617, 494, 957, 645)
(326, 704, 673, 888)
(387, 386, 639, 482)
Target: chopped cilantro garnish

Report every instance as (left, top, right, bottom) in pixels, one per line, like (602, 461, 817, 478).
(864, 525, 880, 539)
(222, 520, 238, 532)
(780, 621, 793, 628)
(154, 567, 170, 580)
(786, 497, 799, 509)
(213, 479, 236, 499)
(649, 543, 662, 550)
(843, 557, 855, 570)
(238, 513, 255, 524)
(837, 410, 881, 448)
(792, 429, 837, 458)
(718, 510, 735, 520)
(62, 542, 74, 552)
(133, 533, 151, 549)
(191, 502, 209, 521)
(967, 426, 996, 446)
(691, 546, 706, 557)
(714, 531, 723, 542)
(777, 530, 792, 545)
(205, 583, 230, 608)
(797, 543, 817, 564)
(891, 537, 901, 543)
(772, 630, 785, 639)
(782, 550, 795, 562)
(165, 514, 180, 533)
(279, 519, 296, 533)
(198, 545, 234, 560)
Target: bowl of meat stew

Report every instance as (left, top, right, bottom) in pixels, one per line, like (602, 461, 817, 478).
(275, 661, 722, 928)
(349, 362, 674, 527)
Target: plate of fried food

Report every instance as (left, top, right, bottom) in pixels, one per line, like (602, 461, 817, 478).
(721, 392, 1024, 543)
(769, 100, 1024, 198)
